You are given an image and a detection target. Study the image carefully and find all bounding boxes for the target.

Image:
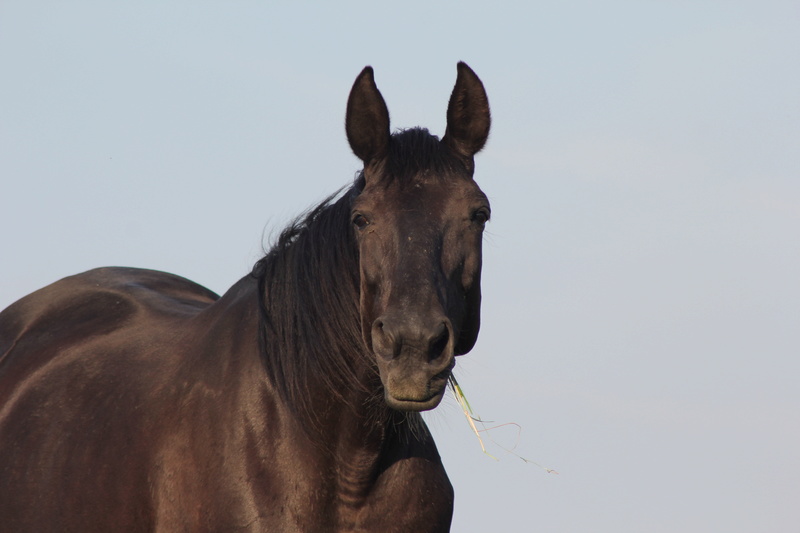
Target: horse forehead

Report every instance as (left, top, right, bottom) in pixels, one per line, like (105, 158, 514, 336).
(365, 175, 481, 213)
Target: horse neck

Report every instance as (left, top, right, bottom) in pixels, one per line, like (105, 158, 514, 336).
(207, 271, 394, 451)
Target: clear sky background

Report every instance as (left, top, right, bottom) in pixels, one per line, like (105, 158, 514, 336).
(1, 2, 798, 531)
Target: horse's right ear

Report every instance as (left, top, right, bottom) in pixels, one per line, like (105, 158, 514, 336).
(346, 67, 391, 164)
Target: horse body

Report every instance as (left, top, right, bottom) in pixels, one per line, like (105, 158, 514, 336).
(0, 268, 451, 531)
(0, 63, 490, 532)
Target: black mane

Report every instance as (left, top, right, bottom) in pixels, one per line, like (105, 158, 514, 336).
(251, 183, 372, 429)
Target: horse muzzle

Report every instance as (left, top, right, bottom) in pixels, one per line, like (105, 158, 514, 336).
(372, 316, 455, 411)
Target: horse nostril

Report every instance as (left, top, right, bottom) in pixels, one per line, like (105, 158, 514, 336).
(429, 322, 450, 361)
(372, 318, 399, 360)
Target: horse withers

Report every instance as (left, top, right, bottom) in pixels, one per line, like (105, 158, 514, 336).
(0, 62, 491, 532)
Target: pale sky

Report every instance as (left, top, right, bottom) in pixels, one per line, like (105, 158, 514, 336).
(1, 2, 799, 531)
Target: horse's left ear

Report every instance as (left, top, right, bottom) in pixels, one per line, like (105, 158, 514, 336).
(442, 62, 491, 162)
(346, 66, 391, 164)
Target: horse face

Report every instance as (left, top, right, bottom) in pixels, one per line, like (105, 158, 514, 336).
(350, 169, 489, 411)
(345, 63, 491, 411)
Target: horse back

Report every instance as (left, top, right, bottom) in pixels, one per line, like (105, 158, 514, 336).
(1, 266, 218, 396)
(0, 267, 222, 531)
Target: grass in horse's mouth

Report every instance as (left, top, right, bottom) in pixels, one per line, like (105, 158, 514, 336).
(448, 374, 559, 475)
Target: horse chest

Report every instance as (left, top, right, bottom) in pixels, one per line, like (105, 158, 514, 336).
(345, 458, 455, 532)
(240, 462, 454, 533)
(209, 427, 454, 532)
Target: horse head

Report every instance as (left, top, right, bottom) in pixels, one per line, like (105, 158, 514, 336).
(345, 62, 491, 411)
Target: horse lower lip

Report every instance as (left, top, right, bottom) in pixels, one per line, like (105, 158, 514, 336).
(387, 377, 449, 404)
(386, 389, 446, 411)
(396, 391, 439, 403)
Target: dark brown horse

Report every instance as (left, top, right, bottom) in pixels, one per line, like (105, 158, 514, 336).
(0, 62, 491, 532)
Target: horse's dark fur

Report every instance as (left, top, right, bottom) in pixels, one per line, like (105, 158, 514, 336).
(0, 63, 491, 532)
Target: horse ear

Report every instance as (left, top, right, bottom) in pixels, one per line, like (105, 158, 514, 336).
(346, 66, 391, 164)
(442, 62, 491, 161)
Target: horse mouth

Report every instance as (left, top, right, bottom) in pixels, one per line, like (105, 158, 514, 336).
(383, 363, 453, 412)
(385, 387, 448, 411)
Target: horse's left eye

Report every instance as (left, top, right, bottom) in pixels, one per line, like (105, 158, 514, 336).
(471, 208, 490, 226)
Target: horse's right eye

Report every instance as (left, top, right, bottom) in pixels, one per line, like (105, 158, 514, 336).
(353, 214, 369, 230)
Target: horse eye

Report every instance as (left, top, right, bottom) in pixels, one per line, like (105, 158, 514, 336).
(472, 208, 490, 226)
(352, 214, 369, 229)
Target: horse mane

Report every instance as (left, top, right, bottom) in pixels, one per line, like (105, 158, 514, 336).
(250, 127, 457, 432)
(251, 177, 373, 429)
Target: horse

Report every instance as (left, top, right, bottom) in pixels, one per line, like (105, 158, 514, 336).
(0, 62, 491, 532)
